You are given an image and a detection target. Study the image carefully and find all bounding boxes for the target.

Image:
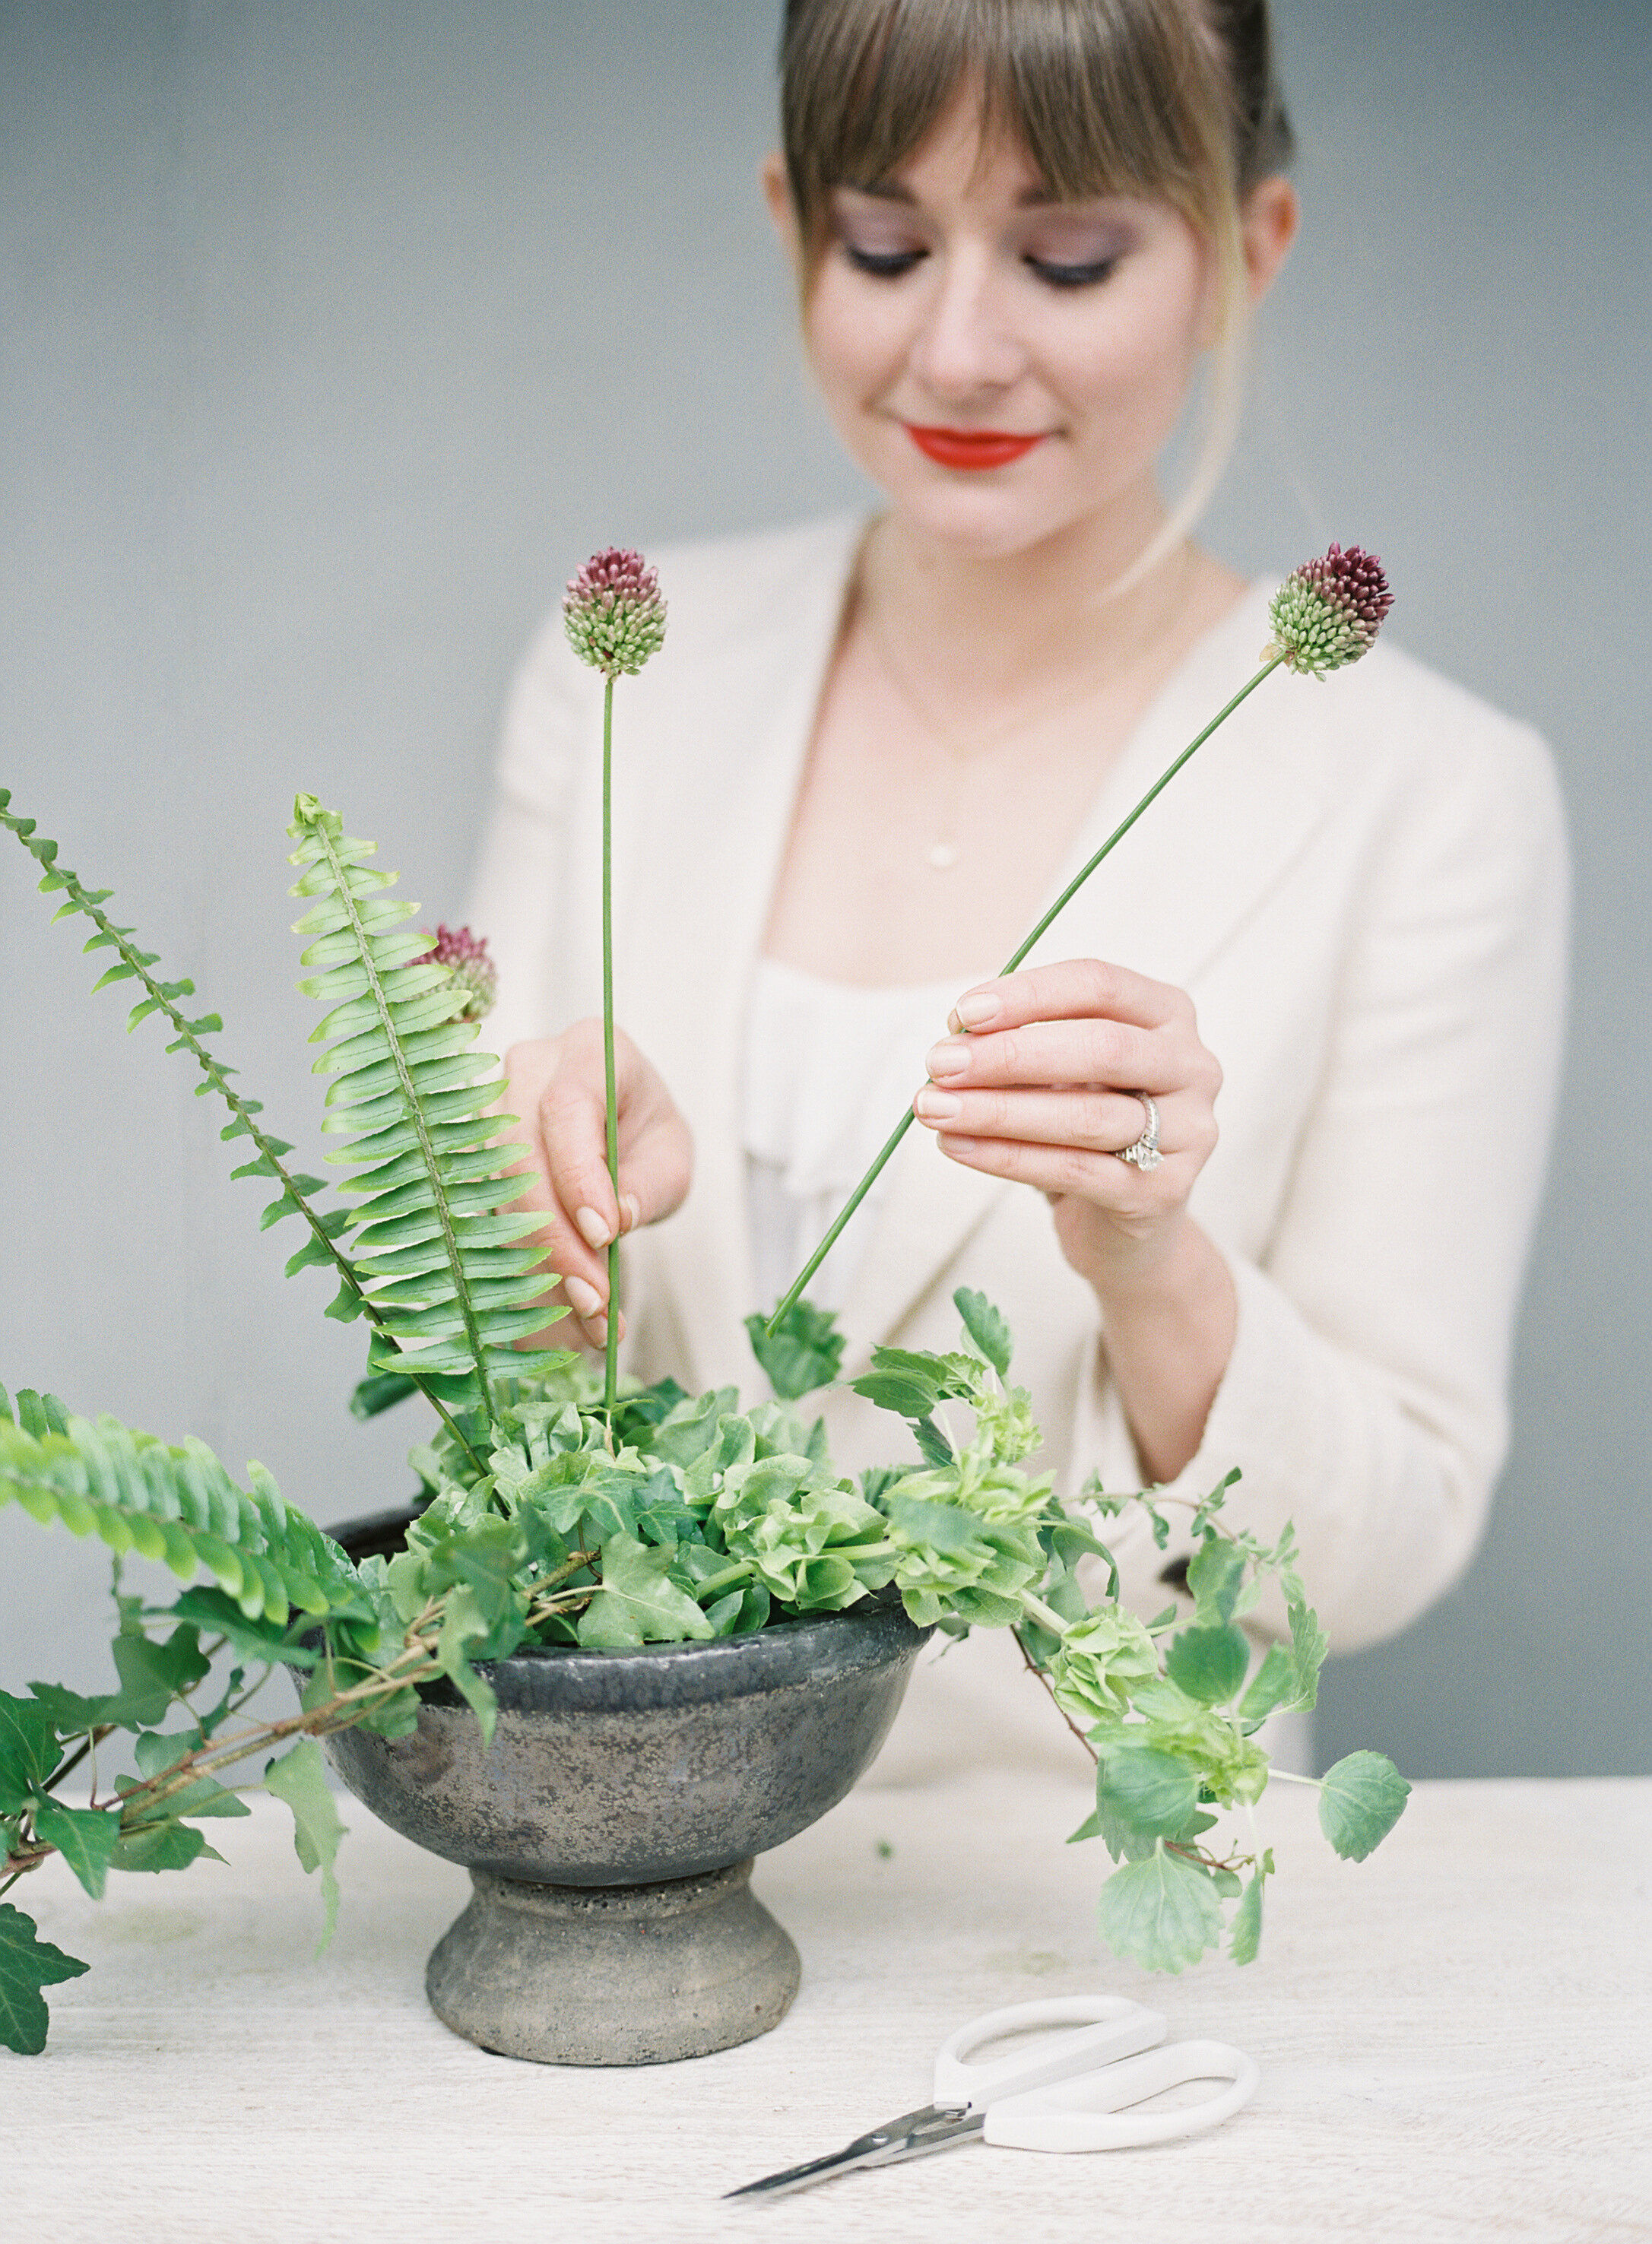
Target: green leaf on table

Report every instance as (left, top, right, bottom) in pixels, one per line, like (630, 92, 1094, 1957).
(0, 1904, 90, 2055)
(1317, 1751, 1410, 1862)
(1229, 1868, 1266, 1964)
(1288, 1595, 1329, 1713)
(953, 1288, 1013, 1379)
(745, 1298, 845, 1401)
(1096, 1843, 1225, 1974)
(0, 1692, 60, 1804)
(577, 1535, 715, 1650)
(31, 1800, 122, 1899)
(1164, 1623, 1251, 1708)
(1187, 1536, 1246, 1626)
(265, 1738, 346, 1950)
(1096, 1744, 1203, 1846)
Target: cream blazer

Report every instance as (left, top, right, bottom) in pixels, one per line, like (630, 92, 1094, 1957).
(471, 515, 1568, 1777)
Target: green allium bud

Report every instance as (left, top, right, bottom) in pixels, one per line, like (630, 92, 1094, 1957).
(416, 924, 497, 1022)
(1265, 544, 1394, 677)
(562, 547, 667, 679)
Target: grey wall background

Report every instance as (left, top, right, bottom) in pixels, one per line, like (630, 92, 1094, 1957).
(2, 0, 1647, 1776)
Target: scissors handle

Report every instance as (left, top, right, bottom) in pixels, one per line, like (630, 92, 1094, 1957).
(982, 2036, 1260, 2153)
(932, 1995, 1167, 2110)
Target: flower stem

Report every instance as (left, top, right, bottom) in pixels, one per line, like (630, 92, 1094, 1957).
(767, 658, 1283, 1333)
(601, 673, 620, 1422)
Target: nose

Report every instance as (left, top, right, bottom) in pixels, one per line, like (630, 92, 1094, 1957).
(906, 242, 1026, 404)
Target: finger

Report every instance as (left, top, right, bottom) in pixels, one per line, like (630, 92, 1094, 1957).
(926, 1015, 1178, 1095)
(933, 1130, 1178, 1201)
(948, 959, 1187, 1038)
(914, 1082, 1206, 1158)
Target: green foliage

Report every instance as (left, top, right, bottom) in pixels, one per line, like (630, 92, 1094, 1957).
(290, 796, 579, 1417)
(1317, 1751, 1410, 1861)
(953, 1287, 1013, 1380)
(31, 1802, 122, 1900)
(265, 1741, 346, 1948)
(1096, 1842, 1227, 1974)
(0, 1905, 89, 2055)
(745, 1298, 845, 1401)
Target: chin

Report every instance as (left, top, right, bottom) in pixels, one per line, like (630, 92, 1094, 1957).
(886, 480, 1081, 562)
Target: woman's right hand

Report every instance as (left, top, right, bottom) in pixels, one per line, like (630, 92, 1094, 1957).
(498, 1021, 693, 1351)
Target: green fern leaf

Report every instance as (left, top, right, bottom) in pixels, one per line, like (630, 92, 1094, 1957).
(0, 1413, 361, 1622)
(287, 796, 572, 1422)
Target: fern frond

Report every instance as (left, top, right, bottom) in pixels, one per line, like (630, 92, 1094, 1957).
(288, 797, 570, 1425)
(0, 1413, 361, 1625)
(2, 789, 490, 1465)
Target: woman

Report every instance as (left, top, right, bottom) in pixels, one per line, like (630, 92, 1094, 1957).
(470, 0, 1567, 1774)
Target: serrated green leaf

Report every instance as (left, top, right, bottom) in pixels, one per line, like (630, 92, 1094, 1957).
(265, 1740, 346, 1951)
(1096, 1743, 1202, 1843)
(953, 1287, 1012, 1378)
(1187, 1536, 1246, 1626)
(1317, 1751, 1410, 1862)
(32, 1801, 122, 1900)
(1164, 1622, 1251, 1707)
(1238, 1640, 1298, 1723)
(1288, 1595, 1329, 1712)
(0, 1904, 90, 2054)
(744, 1296, 845, 1401)
(1096, 1843, 1225, 1974)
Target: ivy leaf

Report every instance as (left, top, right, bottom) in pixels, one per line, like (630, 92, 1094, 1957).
(1187, 1536, 1246, 1627)
(1164, 1623, 1251, 1708)
(1096, 1843, 1225, 1974)
(1229, 1868, 1265, 1964)
(1096, 1745, 1202, 1845)
(745, 1298, 845, 1402)
(953, 1288, 1012, 1379)
(109, 1820, 216, 1873)
(31, 1800, 121, 1899)
(0, 1904, 90, 2055)
(265, 1739, 347, 1949)
(1317, 1751, 1410, 1862)
(577, 1536, 715, 1650)
(0, 1693, 60, 1805)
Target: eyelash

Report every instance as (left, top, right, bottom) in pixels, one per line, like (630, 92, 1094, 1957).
(842, 244, 1119, 290)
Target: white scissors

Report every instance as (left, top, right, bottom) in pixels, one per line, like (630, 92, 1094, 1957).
(725, 1995, 1260, 2198)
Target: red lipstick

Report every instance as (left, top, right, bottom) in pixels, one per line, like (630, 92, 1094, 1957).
(905, 424, 1046, 471)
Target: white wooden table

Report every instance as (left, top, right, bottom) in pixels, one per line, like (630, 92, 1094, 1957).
(5, 1773, 1649, 2244)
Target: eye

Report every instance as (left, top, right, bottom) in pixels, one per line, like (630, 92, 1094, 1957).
(1024, 254, 1120, 290)
(842, 242, 927, 280)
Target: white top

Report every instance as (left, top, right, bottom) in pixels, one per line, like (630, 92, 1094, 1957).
(741, 959, 989, 1314)
(469, 513, 1568, 1682)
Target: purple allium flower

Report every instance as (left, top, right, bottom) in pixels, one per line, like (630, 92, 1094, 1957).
(417, 924, 497, 1022)
(1265, 544, 1394, 677)
(562, 547, 667, 679)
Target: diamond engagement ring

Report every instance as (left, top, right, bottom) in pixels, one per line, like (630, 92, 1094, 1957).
(1115, 1092, 1162, 1173)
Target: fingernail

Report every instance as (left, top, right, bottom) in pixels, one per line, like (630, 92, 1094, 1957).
(927, 1039, 972, 1080)
(564, 1276, 604, 1318)
(952, 991, 999, 1030)
(574, 1206, 611, 1250)
(622, 1193, 641, 1234)
(587, 1314, 609, 1346)
(914, 1087, 962, 1122)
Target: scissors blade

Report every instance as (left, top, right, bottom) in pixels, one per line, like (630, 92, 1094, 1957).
(725, 2103, 981, 2198)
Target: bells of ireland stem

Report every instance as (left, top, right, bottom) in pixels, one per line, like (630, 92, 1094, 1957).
(1264, 544, 1394, 678)
(563, 548, 667, 680)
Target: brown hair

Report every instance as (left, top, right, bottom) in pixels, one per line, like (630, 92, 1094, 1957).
(778, 1, 1295, 578)
(780, 0, 1292, 278)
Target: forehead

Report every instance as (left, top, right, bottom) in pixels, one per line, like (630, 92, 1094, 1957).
(844, 82, 1059, 210)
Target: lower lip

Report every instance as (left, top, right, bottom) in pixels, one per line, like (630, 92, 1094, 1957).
(904, 425, 1047, 471)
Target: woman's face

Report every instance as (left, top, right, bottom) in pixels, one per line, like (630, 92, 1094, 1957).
(785, 87, 1217, 562)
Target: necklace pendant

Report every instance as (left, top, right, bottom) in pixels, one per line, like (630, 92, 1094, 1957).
(927, 842, 959, 870)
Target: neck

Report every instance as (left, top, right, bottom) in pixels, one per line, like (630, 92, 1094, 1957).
(860, 484, 1205, 702)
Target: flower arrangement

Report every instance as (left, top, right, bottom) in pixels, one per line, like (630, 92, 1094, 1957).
(0, 544, 1406, 2058)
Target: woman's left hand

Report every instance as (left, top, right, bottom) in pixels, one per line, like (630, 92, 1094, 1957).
(913, 959, 1233, 1481)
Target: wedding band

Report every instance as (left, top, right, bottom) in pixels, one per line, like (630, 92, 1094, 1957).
(1115, 1092, 1162, 1172)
